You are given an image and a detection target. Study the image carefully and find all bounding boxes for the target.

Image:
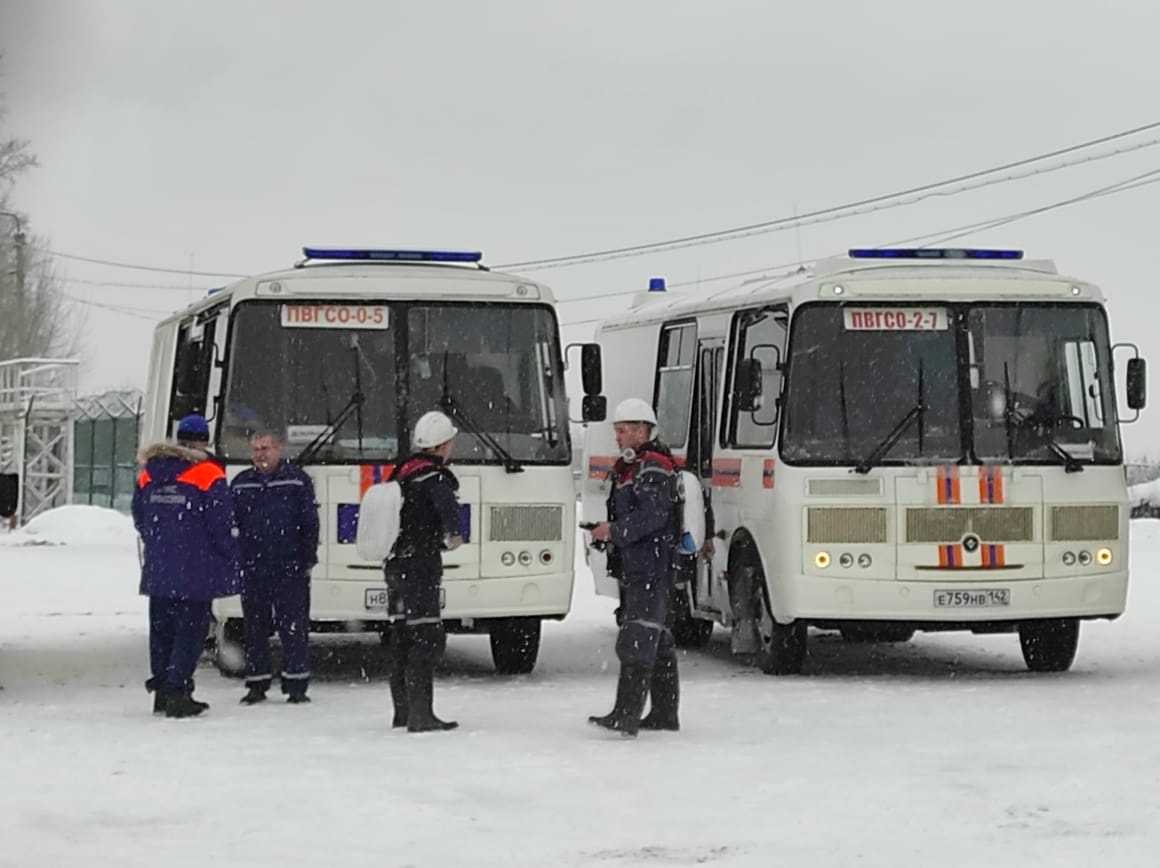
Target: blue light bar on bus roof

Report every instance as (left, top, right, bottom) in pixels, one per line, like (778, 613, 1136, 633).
(848, 248, 1023, 260)
(302, 247, 483, 263)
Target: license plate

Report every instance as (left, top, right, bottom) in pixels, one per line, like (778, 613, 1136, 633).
(364, 588, 390, 611)
(933, 588, 1010, 608)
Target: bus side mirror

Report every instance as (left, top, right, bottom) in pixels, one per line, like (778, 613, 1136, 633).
(582, 395, 607, 422)
(1127, 357, 1147, 410)
(581, 344, 603, 395)
(735, 358, 763, 412)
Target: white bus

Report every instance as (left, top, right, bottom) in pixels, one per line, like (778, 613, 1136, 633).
(142, 247, 591, 674)
(580, 248, 1147, 674)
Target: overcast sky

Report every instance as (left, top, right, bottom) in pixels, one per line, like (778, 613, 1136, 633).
(2, 0, 1160, 455)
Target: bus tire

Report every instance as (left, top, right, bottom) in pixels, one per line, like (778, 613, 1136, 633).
(213, 618, 246, 678)
(490, 617, 541, 675)
(738, 556, 805, 675)
(672, 586, 714, 648)
(1018, 618, 1079, 672)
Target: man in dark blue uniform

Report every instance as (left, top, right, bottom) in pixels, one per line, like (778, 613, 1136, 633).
(384, 410, 463, 733)
(132, 415, 241, 718)
(231, 430, 320, 705)
(589, 398, 682, 737)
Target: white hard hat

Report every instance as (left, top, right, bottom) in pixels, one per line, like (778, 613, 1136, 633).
(412, 411, 458, 449)
(613, 397, 657, 427)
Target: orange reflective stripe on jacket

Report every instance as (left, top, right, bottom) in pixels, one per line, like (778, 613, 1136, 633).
(136, 469, 151, 488)
(176, 460, 227, 492)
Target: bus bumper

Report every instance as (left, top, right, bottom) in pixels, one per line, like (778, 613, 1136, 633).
(785, 570, 1128, 623)
(212, 571, 575, 625)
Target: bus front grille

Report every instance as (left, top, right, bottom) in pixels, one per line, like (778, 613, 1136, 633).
(1050, 505, 1119, 541)
(906, 507, 1033, 543)
(807, 508, 888, 544)
(489, 505, 563, 542)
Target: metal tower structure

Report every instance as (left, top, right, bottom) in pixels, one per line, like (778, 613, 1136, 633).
(0, 358, 79, 524)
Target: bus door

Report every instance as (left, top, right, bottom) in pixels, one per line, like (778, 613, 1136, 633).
(687, 339, 726, 615)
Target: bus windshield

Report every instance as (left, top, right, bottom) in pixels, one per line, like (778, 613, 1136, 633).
(218, 301, 570, 465)
(406, 304, 569, 466)
(780, 302, 1121, 467)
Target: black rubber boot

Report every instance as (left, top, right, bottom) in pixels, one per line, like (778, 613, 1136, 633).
(286, 693, 311, 704)
(240, 685, 268, 706)
(588, 665, 651, 738)
(165, 691, 209, 719)
(405, 661, 458, 733)
(389, 664, 409, 728)
(146, 678, 166, 715)
(638, 655, 680, 731)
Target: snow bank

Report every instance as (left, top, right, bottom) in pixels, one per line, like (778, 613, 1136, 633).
(1128, 478, 1160, 508)
(0, 504, 138, 548)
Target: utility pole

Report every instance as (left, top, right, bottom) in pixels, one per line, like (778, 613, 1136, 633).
(0, 210, 26, 355)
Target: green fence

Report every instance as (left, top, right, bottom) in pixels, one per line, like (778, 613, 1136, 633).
(73, 391, 142, 513)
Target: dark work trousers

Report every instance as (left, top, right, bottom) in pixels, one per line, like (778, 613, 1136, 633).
(386, 554, 446, 668)
(149, 596, 212, 694)
(615, 577, 676, 667)
(242, 570, 311, 696)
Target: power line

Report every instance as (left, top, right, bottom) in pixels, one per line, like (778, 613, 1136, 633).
(42, 248, 247, 279)
(886, 167, 1160, 249)
(497, 119, 1160, 271)
(557, 165, 1160, 329)
(63, 293, 173, 321)
(56, 275, 214, 292)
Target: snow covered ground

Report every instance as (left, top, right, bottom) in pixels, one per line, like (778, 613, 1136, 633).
(2, 506, 1159, 867)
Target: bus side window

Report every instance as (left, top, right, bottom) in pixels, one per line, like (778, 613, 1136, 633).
(728, 307, 787, 448)
(654, 322, 697, 449)
(169, 313, 220, 429)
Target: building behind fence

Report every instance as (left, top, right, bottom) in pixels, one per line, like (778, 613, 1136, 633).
(73, 389, 143, 514)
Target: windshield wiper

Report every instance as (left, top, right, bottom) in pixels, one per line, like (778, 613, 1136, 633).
(1003, 409, 1083, 473)
(440, 354, 523, 474)
(854, 361, 926, 475)
(295, 389, 365, 466)
(1000, 365, 1082, 473)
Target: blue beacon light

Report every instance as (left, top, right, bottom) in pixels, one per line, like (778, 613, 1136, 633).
(648, 277, 667, 291)
(302, 247, 484, 263)
(848, 248, 1023, 260)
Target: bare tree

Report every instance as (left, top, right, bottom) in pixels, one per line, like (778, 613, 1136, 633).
(0, 56, 79, 360)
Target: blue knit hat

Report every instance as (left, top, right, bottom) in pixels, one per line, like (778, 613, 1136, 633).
(177, 414, 210, 441)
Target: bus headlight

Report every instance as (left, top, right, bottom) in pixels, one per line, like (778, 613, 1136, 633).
(1077, 550, 1093, 566)
(1096, 547, 1113, 566)
(1062, 551, 1077, 566)
(857, 553, 872, 568)
(838, 553, 854, 568)
(518, 551, 533, 566)
(501, 552, 515, 567)
(814, 551, 831, 569)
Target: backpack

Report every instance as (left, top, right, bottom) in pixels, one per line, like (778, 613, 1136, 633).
(355, 479, 404, 562)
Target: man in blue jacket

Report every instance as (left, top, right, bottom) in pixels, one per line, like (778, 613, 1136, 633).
(132, 414, 241, 718)
(231, 430, 320, 705)
(588, 398, 682, 737)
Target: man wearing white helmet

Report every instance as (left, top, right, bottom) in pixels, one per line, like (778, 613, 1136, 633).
(382, 410, 464, 732)
(588, 397, 682, 737)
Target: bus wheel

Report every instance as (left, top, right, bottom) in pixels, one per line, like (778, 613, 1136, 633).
(672, 586, 714, 648)
(747, 565, 806, 675)
(1018, 618, 1079, 672)
(213, 618, 246, 678)
(840, 626, 915, 644)
(490, 617, 542, 675)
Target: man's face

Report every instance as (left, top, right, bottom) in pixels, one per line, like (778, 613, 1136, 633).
(614, 422, 650, 453)
(250, 435, 282, 473)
